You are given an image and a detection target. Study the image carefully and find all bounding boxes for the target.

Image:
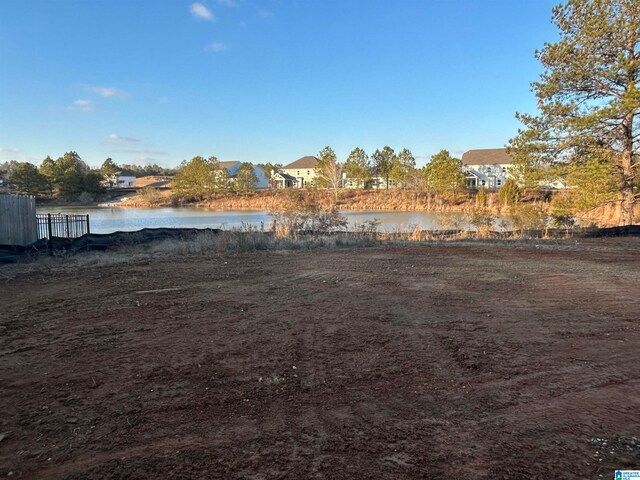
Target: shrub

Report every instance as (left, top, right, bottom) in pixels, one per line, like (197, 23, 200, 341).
(476, 188, 487, 207)
(509, 203, 548, 231)
(498, 178, 521, 207)
(466, 208, 495, 238)
(139, 187, 162, 206)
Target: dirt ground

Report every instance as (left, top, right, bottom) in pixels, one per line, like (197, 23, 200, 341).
(1, 239, 639, 479)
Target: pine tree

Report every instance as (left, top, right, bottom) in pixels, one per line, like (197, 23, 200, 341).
(509, 0, 639, 225)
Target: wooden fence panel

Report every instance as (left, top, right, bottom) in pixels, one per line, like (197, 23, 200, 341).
(0, 194, 38, 246)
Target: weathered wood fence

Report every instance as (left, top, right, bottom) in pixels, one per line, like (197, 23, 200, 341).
(0, 194, 37, 246)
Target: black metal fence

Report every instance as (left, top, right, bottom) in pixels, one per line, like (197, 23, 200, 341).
(36, 213, 90, 239)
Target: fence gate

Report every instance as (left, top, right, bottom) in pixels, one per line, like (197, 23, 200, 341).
(0, 194, 37, 246)
(36, 214, 91, 240)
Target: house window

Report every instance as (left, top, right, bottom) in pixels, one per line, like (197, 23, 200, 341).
(486, 167, 492, 173)
(497, 180, 502, 186)
(297, 170, 300, 175)
(502, 167, 507, 173)
(481, 180, 486, 187)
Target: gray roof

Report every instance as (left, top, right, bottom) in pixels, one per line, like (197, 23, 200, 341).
(461, 148, 514, 166)
(282, 156, 319, 169)
(273, 171, 296, 181)
(219, 161, 241, 169)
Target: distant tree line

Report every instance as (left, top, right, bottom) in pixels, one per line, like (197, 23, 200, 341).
(314, 145, 468, 201)
(1, 152, 103, 200)
(0, 153, 179, 200)
(115, 162, 177, 178)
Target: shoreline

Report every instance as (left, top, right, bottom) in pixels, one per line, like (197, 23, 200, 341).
(36, 203, 483, 214)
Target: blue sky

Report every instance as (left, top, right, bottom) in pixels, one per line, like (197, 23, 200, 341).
(0, 0, 558, 168)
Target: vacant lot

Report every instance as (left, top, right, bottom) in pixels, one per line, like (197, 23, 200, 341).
(1, 239, 639, 479)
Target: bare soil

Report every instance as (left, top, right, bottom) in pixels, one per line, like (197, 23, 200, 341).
(1, 239, 639, 479)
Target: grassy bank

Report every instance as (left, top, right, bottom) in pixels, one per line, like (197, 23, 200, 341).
(121, 188, 520, 213)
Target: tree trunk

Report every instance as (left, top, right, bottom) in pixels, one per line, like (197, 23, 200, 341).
(619, 109, 636, 225)
(619, 156, 635, 225)
(619, 39, 638, 226)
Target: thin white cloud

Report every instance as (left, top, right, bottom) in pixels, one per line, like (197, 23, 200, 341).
(83, 85, 130, 97)
(0, 147, 20, 153)
(107, 133, 140, 144)
(204, 42, 228, 52)
(119, 149, 166, 156)
(190, 2, 215, 21)
(69, 99, 95, 112)
(216, 0, 237, 5)
(257, 8, 273, 17)
(158, 97, 169, 104)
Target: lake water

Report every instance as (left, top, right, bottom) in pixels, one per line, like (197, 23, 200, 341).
(35, 206, 493, 234)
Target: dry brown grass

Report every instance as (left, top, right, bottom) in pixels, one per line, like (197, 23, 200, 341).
(121, 189, 513, 213)
(0, 225, 580, 283)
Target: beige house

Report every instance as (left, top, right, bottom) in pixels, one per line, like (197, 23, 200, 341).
(278, 156, 319, 188)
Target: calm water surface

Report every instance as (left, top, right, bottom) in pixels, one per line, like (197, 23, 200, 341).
(35, 206, 492, 234)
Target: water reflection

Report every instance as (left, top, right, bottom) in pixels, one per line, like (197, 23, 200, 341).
(35, 206, 502, 234)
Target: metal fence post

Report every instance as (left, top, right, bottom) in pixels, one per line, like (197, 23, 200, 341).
(86, 214, 90, 235)
(47, 213, 53, 255)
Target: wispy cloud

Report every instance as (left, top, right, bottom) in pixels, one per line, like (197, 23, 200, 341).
(204, 42, 228, 52)
(0, 147, 20, 153)
(158, 97, 169, 104)
(107, 133, 140, 144)
(216, 0, 237, 6)
(257, 8, 273, 18)
(83, 85, 130, 98)
(68, 99, 95, 112)
(118, 149, 166, 156)
(190, 2, 215, 21)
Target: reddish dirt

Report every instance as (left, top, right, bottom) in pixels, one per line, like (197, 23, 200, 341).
(1, 239, 639, 479)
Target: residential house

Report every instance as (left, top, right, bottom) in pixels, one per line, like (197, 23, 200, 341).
(342, 174, 366, 189)
(116, 175, 136, 187)
(461, 148, 514, 189)
(540, 177, 569, 190)
(271, 171, 297, 189)
(277, 156, 319, 188)
(219, 161, 269, 189)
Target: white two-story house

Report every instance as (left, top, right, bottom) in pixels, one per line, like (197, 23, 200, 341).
(461, 148, 514, 189)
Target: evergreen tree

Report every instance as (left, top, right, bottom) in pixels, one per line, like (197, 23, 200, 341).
(391, 148, 416, 189)
(173, 155, 224, 200)
(509, 0, 639, 225)
(424, 150, 466, 198)
(234, 163, 259, 195)
(344, 147, 370, 188)
(100, 158, 120, 188)
(371, 146, 396, 189)
(8, 162, 49, 196)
